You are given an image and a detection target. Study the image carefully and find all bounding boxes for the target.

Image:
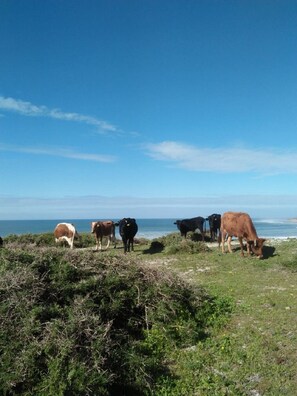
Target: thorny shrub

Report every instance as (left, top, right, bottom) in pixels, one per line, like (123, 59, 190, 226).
(0, 244, 231, 395)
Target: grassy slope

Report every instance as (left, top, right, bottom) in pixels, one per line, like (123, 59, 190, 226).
(2, 234, 297, 395)
(139, 238, 297, 395)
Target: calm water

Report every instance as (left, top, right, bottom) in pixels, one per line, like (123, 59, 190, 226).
(1, 218, 297, 240)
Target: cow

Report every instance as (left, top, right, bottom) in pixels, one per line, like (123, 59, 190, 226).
(54, 223, 78, 249)
(207, 213, 221, 241)
(219, 211, 265, 258)
(174, 217, 205, 240)
(117, 218, 138, 253)
(91, 221, 116, 251)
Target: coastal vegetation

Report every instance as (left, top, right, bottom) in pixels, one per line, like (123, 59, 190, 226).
(1, 233, 297, 395)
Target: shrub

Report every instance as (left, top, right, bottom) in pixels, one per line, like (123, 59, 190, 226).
(0, 246, 227, 395)
(146, 232, 209, 255)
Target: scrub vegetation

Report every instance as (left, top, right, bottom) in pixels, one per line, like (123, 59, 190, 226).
(1, 233, 297, 395)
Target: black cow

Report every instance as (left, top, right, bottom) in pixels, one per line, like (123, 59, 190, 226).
(207, 213, 221, 241)
(117, 218, 138, 253)
(174, 217, 205, 240)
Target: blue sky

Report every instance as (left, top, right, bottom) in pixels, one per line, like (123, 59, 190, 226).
(1, 0, 297, 219)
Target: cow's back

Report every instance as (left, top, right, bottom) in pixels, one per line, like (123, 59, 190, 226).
(92, 221, 115, 236)
(101, 221, 115, 235)
(54, 223, 75, 238)
(221, 212, 257, 239)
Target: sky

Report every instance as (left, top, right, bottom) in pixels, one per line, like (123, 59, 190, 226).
(1, 0, 297, 220)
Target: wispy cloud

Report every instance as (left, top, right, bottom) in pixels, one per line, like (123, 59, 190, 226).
(0, 143, 116, 163)
(145, 141, 297, 174)
(0, 96, 118, 133)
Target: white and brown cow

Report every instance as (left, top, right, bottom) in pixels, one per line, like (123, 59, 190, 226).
(219, 211, 265, 258)
(91, 220, 116, 251)
(54, 223, 78, 249)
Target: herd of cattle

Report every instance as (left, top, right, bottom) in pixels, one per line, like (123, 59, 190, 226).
(53, 211, 265, 258)
(54, 217, 138, 253)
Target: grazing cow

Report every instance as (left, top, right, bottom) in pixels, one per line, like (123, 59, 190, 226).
(91, 221, 116, 251)
(174, 217, 205, 240)
(117, 218, 138, 253)
(220, 211, 265, 258)
(54, 223, 78, 249)
(207, 213, 221, 241)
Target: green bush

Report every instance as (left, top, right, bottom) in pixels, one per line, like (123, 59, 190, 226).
(0, 246, 228, 395)
(3, 232, 123, 250)
(146, 232, 209, 254)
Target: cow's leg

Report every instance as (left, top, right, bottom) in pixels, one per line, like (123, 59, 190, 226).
(227, 235, 233, 253)
(122, 237, 127, 253)
(246, 241, 251, 256)
(238, 237, 244, 256)
(58, 236, 72, 248)
(221, 231, 226, 253)
(98, 237, 102, 251)
(200, 227, 205, 241)
(128, 238, 134, 252)
(105, 236, 111, 250)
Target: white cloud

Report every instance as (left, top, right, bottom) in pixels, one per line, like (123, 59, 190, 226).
(0, 143, 116, 163)
(145, 141, 297, 174)
(0, 96, 118, 133)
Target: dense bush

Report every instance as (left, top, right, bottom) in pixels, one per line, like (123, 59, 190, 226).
(0, 246, 229, 395)
(3, 232, 115, 249)
(146, 232, 209, 254)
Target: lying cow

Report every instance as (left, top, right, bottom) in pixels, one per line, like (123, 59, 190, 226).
(207, 213, 221, 241)
(54, 223, 78, 249)
(117, 218, 138, 253)
(91, 220, 116, 251)
(174, 216, 205, 240)
(219, 211, 265, 258)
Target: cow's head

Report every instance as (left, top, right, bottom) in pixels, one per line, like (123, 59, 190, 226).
(248, 238, 266, 258)
(91, 221, 101, 233)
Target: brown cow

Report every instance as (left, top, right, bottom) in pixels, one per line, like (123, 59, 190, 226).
(91, 220, 116, 251)
(54, 223, 78, 249)
(219, 212, 265, 258)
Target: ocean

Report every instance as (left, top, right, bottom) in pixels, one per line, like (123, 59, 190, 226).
(1, 218, 297, 240)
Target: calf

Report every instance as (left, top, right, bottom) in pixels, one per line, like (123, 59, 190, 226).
(91, 220, 116, 251)
(117, 218, 138, 253)
(220, 211, 265, 258)
(54, 223, 78, 249)
(174, 216, 205, 240)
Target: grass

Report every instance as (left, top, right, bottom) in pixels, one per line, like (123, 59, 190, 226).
(1, 233, 297, 395)
(145, 237, 297, 395)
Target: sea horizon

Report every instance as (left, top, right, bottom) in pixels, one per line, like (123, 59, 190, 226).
(1, 217, 297, 240)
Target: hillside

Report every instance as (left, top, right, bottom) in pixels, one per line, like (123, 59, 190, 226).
(1, 233, 297, 395)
